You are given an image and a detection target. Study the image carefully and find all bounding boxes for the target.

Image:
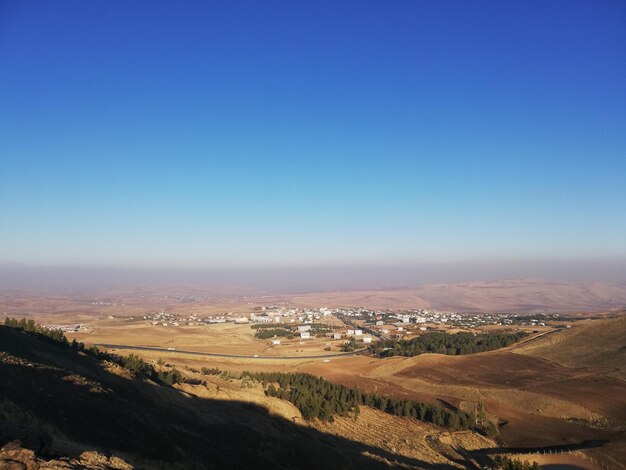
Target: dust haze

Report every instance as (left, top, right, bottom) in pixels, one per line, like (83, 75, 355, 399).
(1, 258, 625, 294)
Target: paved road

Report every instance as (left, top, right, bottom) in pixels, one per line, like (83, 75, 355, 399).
(95, 343, 363, 360)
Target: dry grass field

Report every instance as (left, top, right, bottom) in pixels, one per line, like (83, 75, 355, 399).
(3, 279, 625, 319)
(514, 316, 626, 375)
(289, 321, 626, 469)
(3, 287, 625, 468)
(0, 291, 263, 322)
(67, 320, 346, 357)
(107, 316, 625, 468)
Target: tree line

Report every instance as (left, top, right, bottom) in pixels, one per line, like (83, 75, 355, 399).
(3, 317, 183, 385)
(239, 371, 494, 435)
(493, 455, 540, 470)
(251, 323, 335, 339)
(3, 317, 70, 346)
(341, 338, 362, 352)
(254, 328, 294, 339)
(250, 323, 287, 329)
(368, 331, 527, 357)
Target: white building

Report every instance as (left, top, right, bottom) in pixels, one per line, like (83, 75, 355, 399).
(271, 339, 281, 345)
(362, 336, 373, 343)
(297, 325, 311, 332)
(354, 329, 363, 336)
(300, 331, 311, 339)
(250, 314, 273, 323)
(332, 333, 342, 340)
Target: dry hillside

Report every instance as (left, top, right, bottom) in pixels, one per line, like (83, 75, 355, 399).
(514, 315, 626, 375)
(0, 325, 500, 469)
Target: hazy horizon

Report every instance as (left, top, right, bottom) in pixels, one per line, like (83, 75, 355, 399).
(2, 258, 625, 295)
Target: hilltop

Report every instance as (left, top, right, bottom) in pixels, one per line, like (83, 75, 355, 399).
(514, 314, 626, 375)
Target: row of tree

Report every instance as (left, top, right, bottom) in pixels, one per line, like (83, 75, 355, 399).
(493, 455, 540, 470)
(340, 338, 362, 352)
(368, 331, 527, 357)
(240, 371, 484, 433)
(250, 323, 287, 329)
(120, 353, 183, 385)
(3, 316, 69, 345)
(3, 316, 103, 357)
(3, 317, 183, 385)
(254, 328, 294, 339)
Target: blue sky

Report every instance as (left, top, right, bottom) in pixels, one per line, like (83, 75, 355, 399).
(1, 1, 625, 271)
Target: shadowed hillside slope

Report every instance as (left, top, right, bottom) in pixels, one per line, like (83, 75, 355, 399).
(0, 325, 480, 469)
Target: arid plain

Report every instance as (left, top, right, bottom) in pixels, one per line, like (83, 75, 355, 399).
(2, 280, 625, 469)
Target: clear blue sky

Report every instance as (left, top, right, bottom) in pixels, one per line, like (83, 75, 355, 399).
(1, 1, 625, 270)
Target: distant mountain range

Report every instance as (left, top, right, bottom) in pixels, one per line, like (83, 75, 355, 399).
(284, 279, 626, 313)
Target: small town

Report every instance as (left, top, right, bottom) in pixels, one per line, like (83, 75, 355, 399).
(61, 306, 563, 350)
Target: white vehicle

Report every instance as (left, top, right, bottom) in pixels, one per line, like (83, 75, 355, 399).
(167, 347, 175, 351)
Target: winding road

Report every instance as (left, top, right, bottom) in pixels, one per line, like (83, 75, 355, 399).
(95, 343, 363, 360)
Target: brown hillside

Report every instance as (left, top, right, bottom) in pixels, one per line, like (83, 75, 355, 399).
(514, 316, 626, 374)
(0, 325, 494, 469)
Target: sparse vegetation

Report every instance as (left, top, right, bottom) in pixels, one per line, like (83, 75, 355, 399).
(493, 455, 540, 470)
(341, 338, 361, 352)
(369, 332, 527, 357)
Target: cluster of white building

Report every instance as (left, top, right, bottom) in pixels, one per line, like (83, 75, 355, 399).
(250, 313, 281, 323)
(141, 310, 179, 327)
(43, 323, 83, 332)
